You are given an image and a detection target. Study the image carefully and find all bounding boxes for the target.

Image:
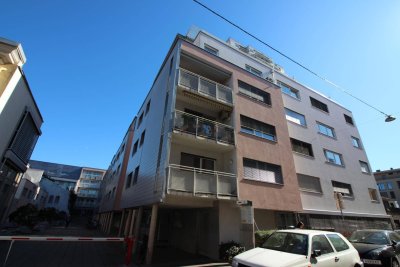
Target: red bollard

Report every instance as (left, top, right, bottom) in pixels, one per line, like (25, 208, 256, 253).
(124, 237, 134, 266)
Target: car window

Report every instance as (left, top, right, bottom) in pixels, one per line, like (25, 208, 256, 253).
(326, 234, 349, 252)
(312, 235, 334, 255)
(389, 232, 400, 243)
(263, 232, 308, 255)
(349, 231, 389, 245)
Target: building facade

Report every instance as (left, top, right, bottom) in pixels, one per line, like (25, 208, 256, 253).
(0, 38, 43, 223)
(98, 28, 389, 263)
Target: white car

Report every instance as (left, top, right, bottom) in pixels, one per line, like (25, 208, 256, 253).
(232, 229, 363, 267)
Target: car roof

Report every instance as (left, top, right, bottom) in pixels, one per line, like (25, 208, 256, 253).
(276, 229, 342, 235)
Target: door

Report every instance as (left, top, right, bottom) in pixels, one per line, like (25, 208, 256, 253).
(310, 235, 337, 267)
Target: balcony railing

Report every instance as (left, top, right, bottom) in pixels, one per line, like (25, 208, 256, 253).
(167, 164, 237, 198)
(174, 110, 234, 145)
(178, 68, 233, 105)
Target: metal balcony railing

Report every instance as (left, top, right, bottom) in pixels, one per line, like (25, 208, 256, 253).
(178, 68, 233, 105)
(167, 164, 237, 198)
(174, 110, 235, 145)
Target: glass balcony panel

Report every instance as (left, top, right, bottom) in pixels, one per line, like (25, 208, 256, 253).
(174, 112, 197, 135)
(199, 78, 216, 98)
(197, 119, 216, 140)
(195, 170, 216, 194)
(217, 84, 233, 103)
(169, 167, 194, 192)
(180, 70, 198, 91)
(218, 174, 237, 196)
(217, 125, 234, 145)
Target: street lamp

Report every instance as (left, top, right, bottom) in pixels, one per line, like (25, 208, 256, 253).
(385, 115, 396, 122)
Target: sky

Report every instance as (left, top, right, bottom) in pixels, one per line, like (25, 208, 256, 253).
(2, 0, 399, 171)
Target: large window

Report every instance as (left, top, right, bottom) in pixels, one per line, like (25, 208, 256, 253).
(245, 64, 262, 77)
(297, 174, 322, 193)
(285, 108, 306, 126)
(324, 149, 344, 166)
(238, 80, 271, 105)
(377, 183, 385, 191)
(180, 153, 215, 170)
(369, 188, 379, 202)
(317, 122, 336, 138)
(332, 180, 353, 197)
(132, 166, 139, 186)
(344, 114, 354, 125)
(310, 97, 329, 113)
(351, 136, 362, 148)
(204, 44, 219, 56)
(126, 172, 133, 188)
(240, 115, 276, 141)
(291, 138, 314, 157)
(140, 130, 146, 147)
(278, 81, 300, 99)
(243, 158, 283, 184)
(360, 161, 370, 174)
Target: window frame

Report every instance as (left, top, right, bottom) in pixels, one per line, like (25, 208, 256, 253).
(297, 173, 322, 194)
(278, 81, 300, 100)
(310, 97, 329, 113)
(359, 161, 371, 174)
(344, 114, 354, 125)
(204, 43, 219, 56)
(351, 136, 362, 149)
(238, 80, 271, 106)
(324, 149, 344, 166)
(243, 158, 283, 185)
(140, 131, 146, 147)
(245, 64, 262, 77)
(317, 122, 336, 139)
(368, 188, 379, 202)
(332, 180, 354, 198)
(290, 138, 314, 157)
(284, 108, 307, 127)
(240, 115, 277, 142)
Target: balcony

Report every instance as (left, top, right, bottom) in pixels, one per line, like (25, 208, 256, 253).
(173, 110, 234, 145)
(167, 164, 237, 199)
(178, 68, 233, 105)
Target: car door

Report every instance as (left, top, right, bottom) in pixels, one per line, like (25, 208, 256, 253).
(326, 233, 356, 267)
(310, 235, 337, 267)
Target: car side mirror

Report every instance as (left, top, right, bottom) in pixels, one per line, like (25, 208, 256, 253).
(311, 250, 322, 258)
(391, 240, 399, 247)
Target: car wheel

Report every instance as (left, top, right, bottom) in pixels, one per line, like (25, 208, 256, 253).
(392, 259, 399, 267)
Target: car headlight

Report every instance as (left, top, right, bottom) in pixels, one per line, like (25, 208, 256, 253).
(367, 249, 382, 259)
(232, 258, 238, 267)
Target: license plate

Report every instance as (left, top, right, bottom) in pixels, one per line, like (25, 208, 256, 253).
(362, 259, 382, 265)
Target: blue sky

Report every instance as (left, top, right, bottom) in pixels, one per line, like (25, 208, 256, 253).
(2, 0, 399, 171)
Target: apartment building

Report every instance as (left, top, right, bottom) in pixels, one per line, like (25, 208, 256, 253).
(0, 38, 43, 223)
(98, 28, 389, 263)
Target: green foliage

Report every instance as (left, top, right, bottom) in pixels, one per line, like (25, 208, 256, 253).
(255, 230, 276, 247)
(219, 241, 245, 263)
(8, 204, 38, 226)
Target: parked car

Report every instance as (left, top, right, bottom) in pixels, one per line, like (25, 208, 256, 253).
(349, 229, 400, 267)
(232, 229, 363, 267)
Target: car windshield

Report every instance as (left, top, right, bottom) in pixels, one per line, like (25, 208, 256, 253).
(262, 232, 308, 255)
(348, 231, 389, 245)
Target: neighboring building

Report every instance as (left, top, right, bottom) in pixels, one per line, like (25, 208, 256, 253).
(375, 168, 400, 227)
(0, 38, 43, 223)
(74, 167, 106, 216)
(28, 160, 105, 215)
(97, 28, 389, 263)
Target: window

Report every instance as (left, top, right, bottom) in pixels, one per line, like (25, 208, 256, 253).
(378, 183, 385, 191)
(291, 138, 314, 157)
(297, 174, 322, 193)
(204, 44, 219, 56)
(55, 196, 60, 204)
(390, 191, 396, 199)
(324, 149, 344, 166)
(132, 141, 138, 157)
(245, 64, 262, 77)
(311, 235, 334, 255)
(180, 153, 215, 170)
(112, 187, 116, 197)
(369, 188, 379, 201)
(48, 195, 54, 203)
(326, 234, 349, 252)
(140, 131, 146, 147)
(381, 191, 388, 197)
(284, 108, 306, 126)
(317, 122, 335, 138)
(278, 81, 300, 99)
(238, 80, 271, 105)
(387, 182, 393, 190)
(117, 164, 121, 174)
(240, 115, 276, 142)
(351, 136, 362, 148)
(310, 97, 329, 113)
(138, 112, 144, 128)
(126, 172, 133, 188)
(344, 114, 354, 125)
(332, 181, 353, 197)
(133, 166, 139, 185)
(243, 158, 283, 184)
(146, 100, 151, 115)
(360, 161, 370, 174)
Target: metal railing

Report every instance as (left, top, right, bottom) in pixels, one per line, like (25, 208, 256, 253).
(167, 164, 237, 198)
(173, 110, 235, 145)
(178, 68, 233, 104)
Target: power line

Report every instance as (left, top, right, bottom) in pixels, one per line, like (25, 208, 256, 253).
(192, 0, 396, 122)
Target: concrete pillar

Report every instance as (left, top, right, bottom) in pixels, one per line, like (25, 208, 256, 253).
(146, 204, 159, 265)
(118, 210, 125, 237)
(107, 212, 114, 234)
(128, 210, 136, 236)
(123, 210, 132, 236)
